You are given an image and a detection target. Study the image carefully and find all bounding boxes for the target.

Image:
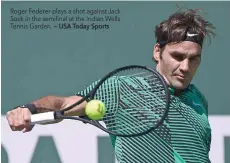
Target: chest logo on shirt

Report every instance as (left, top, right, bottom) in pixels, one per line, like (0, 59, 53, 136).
(192, 101, 203, 108)
(191, 101, 206, 115)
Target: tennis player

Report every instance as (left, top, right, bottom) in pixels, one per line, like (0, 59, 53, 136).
(6, 9, 215, 163)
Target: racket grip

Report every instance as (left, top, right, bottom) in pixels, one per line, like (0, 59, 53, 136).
(30, 112, 56, 125)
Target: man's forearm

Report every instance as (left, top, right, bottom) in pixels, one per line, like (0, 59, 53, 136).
(30, 96, 65, 113)
(29, 95, 86, 116)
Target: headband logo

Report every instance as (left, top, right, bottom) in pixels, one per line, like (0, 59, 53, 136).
(187, 32, 198, 37)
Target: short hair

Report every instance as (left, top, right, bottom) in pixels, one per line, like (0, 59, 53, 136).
(154, 9, 216, 52)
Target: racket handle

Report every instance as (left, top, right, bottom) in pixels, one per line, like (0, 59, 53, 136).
(30, 112, 56, 125)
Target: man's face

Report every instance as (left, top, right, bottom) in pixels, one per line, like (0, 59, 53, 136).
(153, 41, 202, 90)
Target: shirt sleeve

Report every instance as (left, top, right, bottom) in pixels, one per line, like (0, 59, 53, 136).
(75, 80, 100, 97)
(190, 84, 211, 152)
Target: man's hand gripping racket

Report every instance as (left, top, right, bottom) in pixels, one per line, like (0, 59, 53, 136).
(30, 65, 170, 137)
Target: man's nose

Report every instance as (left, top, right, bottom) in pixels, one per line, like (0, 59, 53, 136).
(180, 59, 189, 72)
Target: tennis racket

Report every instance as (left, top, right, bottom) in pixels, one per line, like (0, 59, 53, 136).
(30, 65, 170, 137)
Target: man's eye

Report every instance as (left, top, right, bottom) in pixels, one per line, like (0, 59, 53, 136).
(174, 55, 184, 61)
(190, 57, 200, 61)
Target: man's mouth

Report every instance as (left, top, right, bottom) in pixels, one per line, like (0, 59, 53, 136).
(174, 74, 186, 80)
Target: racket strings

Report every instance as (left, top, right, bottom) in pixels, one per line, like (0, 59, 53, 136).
(93, 69, 168, 135)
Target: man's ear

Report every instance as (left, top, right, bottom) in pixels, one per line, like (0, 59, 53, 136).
(153, 44, 161, 62)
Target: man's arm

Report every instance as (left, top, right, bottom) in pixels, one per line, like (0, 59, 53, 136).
(31, 95, 87, 116)
(6, 95, 87, 133)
